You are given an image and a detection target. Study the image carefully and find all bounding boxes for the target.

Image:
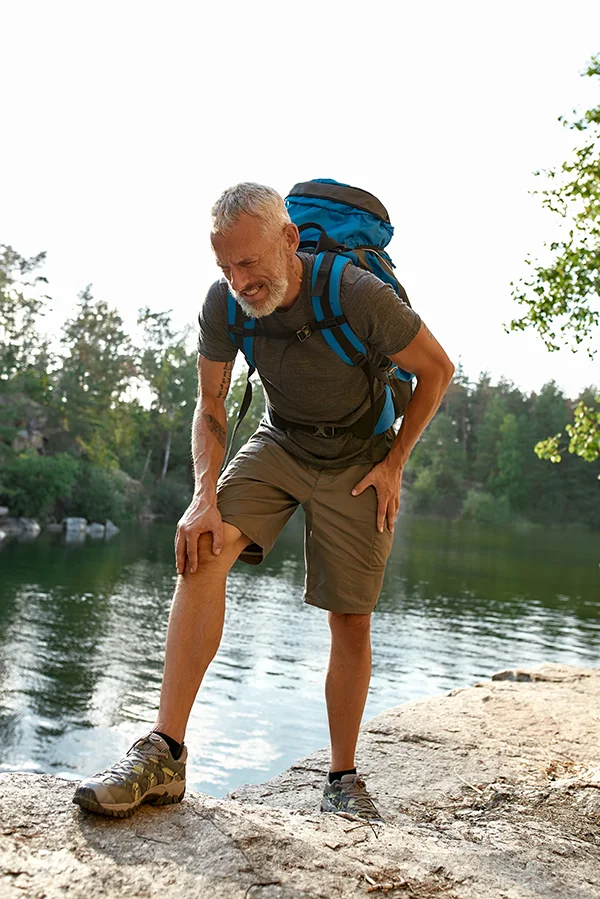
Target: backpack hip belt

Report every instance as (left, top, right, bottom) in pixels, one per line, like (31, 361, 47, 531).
(267, 387, 390, 441)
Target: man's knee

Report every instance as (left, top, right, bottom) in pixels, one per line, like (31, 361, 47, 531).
(188, 525, 251, 576)
(328, 611, 371, 650)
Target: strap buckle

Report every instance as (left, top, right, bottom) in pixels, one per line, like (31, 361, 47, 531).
(351, 351, 368, 367)
(313, 424, 337, 438)
(296, 324, 313, 342)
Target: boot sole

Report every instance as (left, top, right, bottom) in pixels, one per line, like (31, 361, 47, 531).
(73, 783, 186, 818)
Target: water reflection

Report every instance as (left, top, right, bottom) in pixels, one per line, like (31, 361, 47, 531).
(0, 515, 598, 796)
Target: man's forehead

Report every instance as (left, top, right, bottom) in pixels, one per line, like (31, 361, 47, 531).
(211, 214, 271, 262)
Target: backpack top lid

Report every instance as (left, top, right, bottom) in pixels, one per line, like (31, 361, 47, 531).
(285, 178, 394, 251)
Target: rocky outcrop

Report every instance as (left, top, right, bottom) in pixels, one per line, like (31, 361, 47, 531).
(11, 428, 45, 454)
(0, 517, 41, 539)
(83, 521, 119, 538)
(1, 664, 599, 898)
(0, 517, 122, 545)
(0, 393, 49, 455)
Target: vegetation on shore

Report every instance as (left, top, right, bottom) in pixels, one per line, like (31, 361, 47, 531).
(0, 240, 598, 529)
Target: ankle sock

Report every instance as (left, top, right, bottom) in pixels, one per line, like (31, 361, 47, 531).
(328, 767, 357, 784)
(154, 731, 184, 760)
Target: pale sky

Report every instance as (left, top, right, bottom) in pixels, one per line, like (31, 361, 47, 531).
(2, 0, 599, 397)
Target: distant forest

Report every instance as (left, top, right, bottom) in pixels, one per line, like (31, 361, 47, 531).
(1, 244, 599, 529)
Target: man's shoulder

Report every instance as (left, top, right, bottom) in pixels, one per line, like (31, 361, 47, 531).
(299, 252, 382, 301)
(197, 278, 237, 361)
(204, 277, 229, 305)
(298, 252, 315, 283)
(340, 260, 390, 294)
(200, 278, 229, 322)
(339, 260, 402, 316)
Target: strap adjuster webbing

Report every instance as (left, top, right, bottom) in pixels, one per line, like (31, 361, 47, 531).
(313, 424, 337, 438)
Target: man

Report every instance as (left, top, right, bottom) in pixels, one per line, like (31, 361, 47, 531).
(73, 182, 454, 822)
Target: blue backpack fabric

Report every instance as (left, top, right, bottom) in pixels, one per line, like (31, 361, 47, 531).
(286, 178, 406, 300)
(223, 179, 415, 467)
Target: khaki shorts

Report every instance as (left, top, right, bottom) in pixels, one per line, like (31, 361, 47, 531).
(216, 433, 394, 615)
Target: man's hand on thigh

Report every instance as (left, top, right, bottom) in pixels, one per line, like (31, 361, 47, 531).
(351, 457, 403, 534)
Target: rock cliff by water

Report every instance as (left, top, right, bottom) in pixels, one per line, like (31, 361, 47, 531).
(1, 664, 599, 898)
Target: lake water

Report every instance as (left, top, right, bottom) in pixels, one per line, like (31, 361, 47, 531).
(0, 514, 598, 797)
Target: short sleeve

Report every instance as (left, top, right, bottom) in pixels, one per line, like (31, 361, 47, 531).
(197, 280, 238, 362)
(340, 266, 421, 357)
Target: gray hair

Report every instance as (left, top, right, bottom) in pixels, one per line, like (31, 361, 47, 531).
(211, 182, 291, 237)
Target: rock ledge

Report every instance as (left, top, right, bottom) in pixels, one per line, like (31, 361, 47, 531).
(2, 664, 599, 899)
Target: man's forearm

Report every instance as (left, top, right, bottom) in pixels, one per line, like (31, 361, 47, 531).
(191, 398, 228, 500)
(387, 365, 454, 469)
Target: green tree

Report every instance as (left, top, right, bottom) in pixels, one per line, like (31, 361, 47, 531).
(519, 382, 597, 525)
(70, 464, 144, 525)
(461, 489, 511, 525)
(467, 372, 495, 478)
(0, 453, 80, 520)
(535, 394, 600, 474)
(407, 411, 467, 516)
(472, 394, 507, 486)
(0, 244, 53, 399)
(56, 286, 136, 466)
(508, 55, 600, 464)
(441, 362, 471, 457)
(137, 308, 198, 480)
(493, 413, 525, 511)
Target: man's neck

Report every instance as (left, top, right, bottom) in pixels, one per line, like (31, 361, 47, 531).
(277, 254, 303, 311)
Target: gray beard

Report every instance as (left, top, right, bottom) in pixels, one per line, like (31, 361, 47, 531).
(233, 276, 289, 318)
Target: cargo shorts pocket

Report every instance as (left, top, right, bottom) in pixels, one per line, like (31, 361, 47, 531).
(371, 522, 394, 568)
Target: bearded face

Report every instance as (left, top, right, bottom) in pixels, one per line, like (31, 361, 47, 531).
(228, 244, 290, 318)
(211, 214, 300, 318)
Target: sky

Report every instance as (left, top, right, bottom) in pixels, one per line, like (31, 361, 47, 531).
(2, 0, 599, 398)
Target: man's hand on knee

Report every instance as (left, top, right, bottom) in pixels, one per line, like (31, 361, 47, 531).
(175, 497, 224, 575)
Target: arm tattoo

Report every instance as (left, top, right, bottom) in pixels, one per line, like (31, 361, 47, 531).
(203, 413, 227, 449)
(423, 322, 435, 341)
(216, 361, 233, 399)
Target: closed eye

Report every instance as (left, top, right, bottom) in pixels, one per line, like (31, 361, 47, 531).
(217, 259, 258, 273)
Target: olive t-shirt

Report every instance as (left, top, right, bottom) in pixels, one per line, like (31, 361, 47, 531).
(198, 253, 421, 469)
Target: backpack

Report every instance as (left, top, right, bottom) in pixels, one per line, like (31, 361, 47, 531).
(223, 178, 414, 467)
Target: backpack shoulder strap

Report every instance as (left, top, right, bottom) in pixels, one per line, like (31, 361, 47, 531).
(310, 251, 399, 438)
(310, 252, 369, 368)
(222, 290, 258, 471)
(227, 290, 257, 367)
(310, 250, 415, 436)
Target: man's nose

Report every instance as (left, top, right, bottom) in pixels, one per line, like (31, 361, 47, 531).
(229, 266, 250, 293)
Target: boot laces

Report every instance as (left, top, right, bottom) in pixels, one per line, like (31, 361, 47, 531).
(342, 776, 379, 814)
(100, 738, 166, 784)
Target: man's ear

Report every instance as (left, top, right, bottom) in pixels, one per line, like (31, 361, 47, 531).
(283, 222, 300, 253)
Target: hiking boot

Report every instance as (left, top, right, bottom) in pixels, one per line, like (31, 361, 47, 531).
(321, 773, 383, 823)
(72, 732, 186, 818)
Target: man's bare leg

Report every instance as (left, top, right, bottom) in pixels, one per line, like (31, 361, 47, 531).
(325, 611, 372, 772)
(153, 523, 250, 744)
